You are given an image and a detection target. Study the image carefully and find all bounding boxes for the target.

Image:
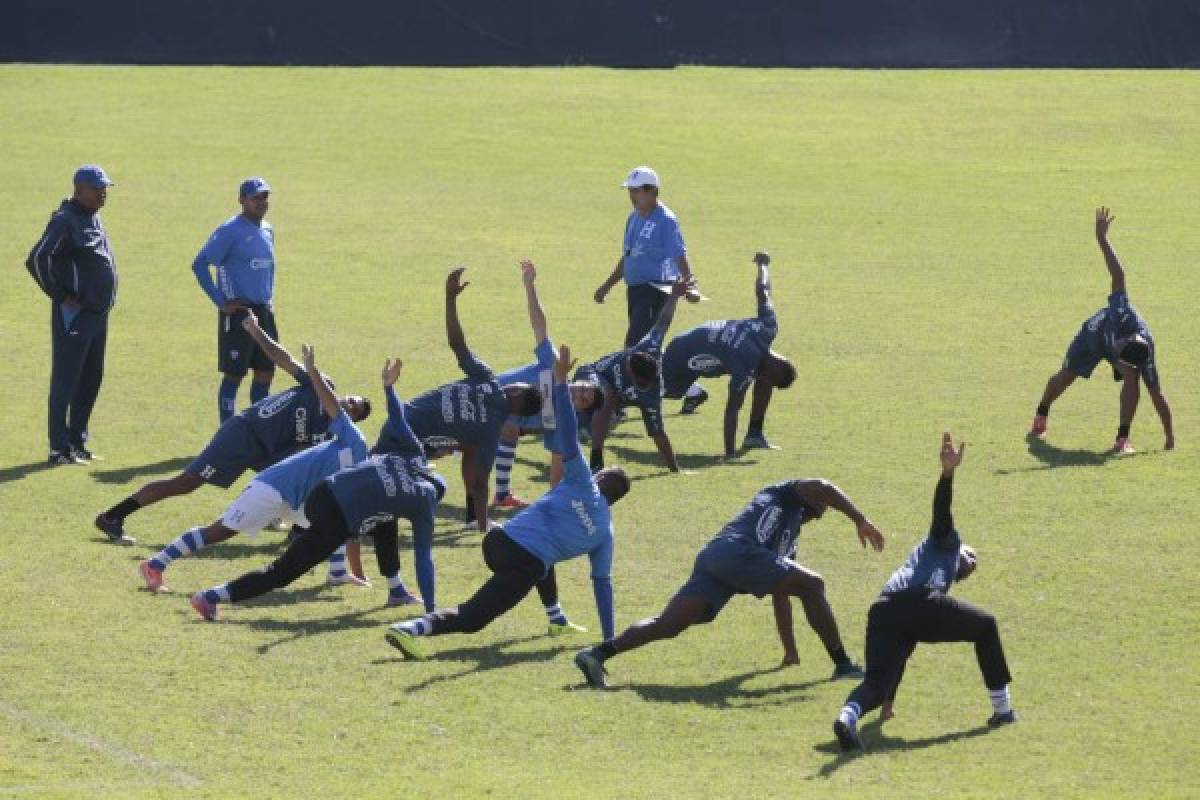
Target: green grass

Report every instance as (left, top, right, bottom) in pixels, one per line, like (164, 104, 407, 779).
(1, 66, 1198, 798)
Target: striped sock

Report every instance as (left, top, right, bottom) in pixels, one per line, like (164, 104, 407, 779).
(327, 545, 348, 578)
(203, 584, 231, 605)
(493, 440, 518, 498)
(387, 573, 411, 600)
(988, 686, 1012, 715)
(149, 527, 206, 571)
(402, 616, 432, 636)
(838, 702, 862, 728)
(544, 603, 568, 626)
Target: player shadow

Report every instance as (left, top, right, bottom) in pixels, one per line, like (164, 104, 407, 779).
(90, 456, 194, 485)
(811, 719, 993, 777)
(995, 434, 1142, 474)
(0, 460, 58, 485)
(609, 666, 826, 710)
(374, 634, 574, 691)
(604, 442, 760, 473)
(215, 596, 393, 653)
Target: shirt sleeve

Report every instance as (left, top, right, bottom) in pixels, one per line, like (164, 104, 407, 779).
(553, 383, 583, 466)
(928, 474, 957, 548)
(457, 349, 494, 382)
(663, 214, 687, 259)
(383, 385, 424, 458)
(411, 504, 437, 612)
(193, 226, 234, 308)
(590, 573, 615, 641)
(534, 338, 556, 369)
(640, 394, 665, 436)
(758, 300, 779, 338)
(26, 213, 70, 300)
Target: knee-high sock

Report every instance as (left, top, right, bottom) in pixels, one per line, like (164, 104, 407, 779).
(493, 439, 518, 498)
(149, 527, 206, 571)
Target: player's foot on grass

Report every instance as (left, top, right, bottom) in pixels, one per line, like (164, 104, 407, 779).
(138, 560, 168, 592)
(831, 661, 865, 680)
(574, 648, 609, 688)
(987, 709, 1018, 727)
(681, 388, 709, 415)
(833, 719, 864, 752)
(491, 493, 530, 511)
(386, 592, 422, 607)
(385, 626, 426, 660)
(742, 432, 780, 451)
(1029, 414, 1047, 438)
(48, 450, 81, 466)
(94, 513, 136, 545)
(548, 620, 588, 637)
(190, 592, 218, 621)
(1113, 437, 1135, 455)
(327, 573, 371, 587)
(70, 446, 100, 462)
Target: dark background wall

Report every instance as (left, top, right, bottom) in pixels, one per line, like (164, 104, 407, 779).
(4, 1, 1199, 67)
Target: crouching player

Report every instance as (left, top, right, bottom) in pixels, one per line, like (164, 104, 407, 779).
(832, 434, 1016, 752)
(384, 345, 631, 659)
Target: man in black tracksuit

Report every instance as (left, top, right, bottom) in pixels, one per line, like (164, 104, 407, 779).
(832, 433, 1016, 752)
(26, 165, 119, 465)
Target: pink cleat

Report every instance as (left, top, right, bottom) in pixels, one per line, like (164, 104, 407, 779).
(1029, 415, 1048, 438)
(491, 494, 530, 510)
(190, 592, 218, 621)
(327, 573, 372, 587)
(1113, 437, 1135, 456)
(138, 560, 168, 593)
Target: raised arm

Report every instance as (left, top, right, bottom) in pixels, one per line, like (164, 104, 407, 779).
(242, 310, 302, 378)
(930, 432, 964, 541)
(521, 259, 549, 343)
(792, 479, 884, 551)
(753, 251, 771, 306)
(445, 267, 473, 363)
(589, 390, 618, 471)
(381, 358, 424, 458)
(649, 277, 690, 343)
(1095, 207, 1126, 295)
(553, 345, 582, 464)
(301, 344, 340, 419)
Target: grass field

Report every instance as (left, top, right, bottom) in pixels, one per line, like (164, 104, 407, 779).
(1, 66, 1198, 798)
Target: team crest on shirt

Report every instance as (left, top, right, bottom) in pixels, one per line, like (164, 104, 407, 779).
(687, 354, 722, 371)
(257, 389, 298, 418)
(359, 512, 395, 536)
(756, 505, 782, 543)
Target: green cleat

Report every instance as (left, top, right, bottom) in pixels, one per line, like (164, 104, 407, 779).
(385, 626, 427, 661)
(548, 620, 589, 637)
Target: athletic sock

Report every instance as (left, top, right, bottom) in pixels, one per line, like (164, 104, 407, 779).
(400, 616, 431, 636)
(327, 545, 348, 578)
(149, 527, 205, 571)
(249, 380, 270, 405)
(1036, 404, 1050, 417)
(493, 440, 518, 499)
(544, 603, 568, 626)
(1117, 424, 1131, 439)
(988, 686, 1012, 715)
(203, 584, 231, 605)
(829, 645, 851, 667)
(219, 378, 239, 422)
(838, 701, 862, 728)
(685, 383, 704, 399)
(104, 496, 142, 521)
(387, 573, 412, 600)
(747, 417, 765, 436)
(595, 641, 618, 661)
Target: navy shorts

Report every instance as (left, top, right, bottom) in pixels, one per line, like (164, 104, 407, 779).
(1062, 326, 1107, 380)
(661, 359, 695, 399)
(218, 305, 278, 376)
(674, 537, 797, 623)
(186, 417, 266, 488)
(625, 283, 669, 348)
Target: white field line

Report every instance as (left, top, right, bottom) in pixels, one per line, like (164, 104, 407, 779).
(0, 701, 203, 789)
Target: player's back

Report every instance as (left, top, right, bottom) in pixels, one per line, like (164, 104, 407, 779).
(505, 460, 612, 569)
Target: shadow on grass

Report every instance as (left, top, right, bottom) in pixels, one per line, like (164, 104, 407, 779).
(604, 442, 760, 474)
(608, 666, 827, 710)
(0, 460, 59, 485)
(214, 591, 395, 653)
(373, 634, 574, 691)
(811, 718, 993, 777)
(994, 434, 1146, 474)
(90, 456, 194, 485)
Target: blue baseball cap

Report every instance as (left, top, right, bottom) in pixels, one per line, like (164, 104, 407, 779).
(73, 165, 115, 188)
(239, 177, 270, 197)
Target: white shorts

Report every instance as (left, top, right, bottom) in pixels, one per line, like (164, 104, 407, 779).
(220, 480, 308, 536)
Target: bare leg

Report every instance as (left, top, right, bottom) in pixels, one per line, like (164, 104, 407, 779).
(773, 567, 846, 662)
(1118, 372, 1140, 429)
(1038, 368, 1077, 410)
(609, 594, 711, 655)
(133, 472, 205, 508)
(346, 539, 366, 580)
(200, 521, 239, 546)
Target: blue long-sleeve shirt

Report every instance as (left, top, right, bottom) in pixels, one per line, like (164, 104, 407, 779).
(26, 199, 118, 313)
(192, 214, 275, 308)
(383, 384, 437, 609)
(882, 474, 963, 596)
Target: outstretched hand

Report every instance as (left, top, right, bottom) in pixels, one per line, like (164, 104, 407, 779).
(240, 308, 260, 333)
(1095, 206, 1114, 242)
(301, 343, 316, 373)
(940, 431, 966, 472)
(520, 259, 537, 286)
(753, 251, 771, 267)
(856, 519, 885, 552)
(381, 357, 403, 387)
(553, 344, 577, 384)
(670, 275, 697, 298)
(446, 267, 470, 297)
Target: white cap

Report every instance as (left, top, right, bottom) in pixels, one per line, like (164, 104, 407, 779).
(621, 166, 660, 189)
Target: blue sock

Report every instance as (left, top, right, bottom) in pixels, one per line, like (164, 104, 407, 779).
(203, 584, 230, 604)
(150, 527, 206, 571)
(544, 603, 568, 626)
(250, 380, 270, 405)
(327, 545, 347, 578)
(493, 440, 518, 499)
(387, 574, 411, 600)
(218, 378, 239, 422)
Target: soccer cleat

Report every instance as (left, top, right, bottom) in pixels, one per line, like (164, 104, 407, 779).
(987, 709, 1018, 727)
(190, 592, 218, 621)
(94, 513, 136, 545)
(831, 661, 865, 680)
(70, 446, 100, 462)
(48, 450, 81, 466)
(386, 592, 423, 607)
(574, 648, 609, 688)
(326, 573, 371, 587)
(742, 432, 781, 451)
(680, 388, 709, 415)
(491, 493, 530, 511)
(548, 620, 588, 637)
(1113, 437, 1135, 455)
(138, 560, 168, 592)
(833, 719, 864, 752)
(384, 626, 427, 660)
(1029, 414, 1048, 438)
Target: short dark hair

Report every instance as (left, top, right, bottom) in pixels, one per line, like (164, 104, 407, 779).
(359, 397, 373, 420)
(628, 352, 659, 385)
(767, 355, 797, 390)
(587, 387, 607, 413)
(1119, 339, 1150, 366)
(518, 386, 543, 416)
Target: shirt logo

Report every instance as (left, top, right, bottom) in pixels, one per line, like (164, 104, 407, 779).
(257, 389, 298, 418)
(756, 505, 782, 544)
(249, 258, 273, 271)
(359, 512, 394, 536)
(687, 354, 722, 371)
(571, 498, 598, 537)
(639, 222, 657, 239)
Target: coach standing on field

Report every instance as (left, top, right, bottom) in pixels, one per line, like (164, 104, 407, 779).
(192, 177, 278, 421)
(26, 165, 119, 465)
(594, 166, 701, 347)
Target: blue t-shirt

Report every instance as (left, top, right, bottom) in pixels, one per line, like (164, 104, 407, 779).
(497, 338, 559, 450)
(622, 203, 687, 287)
(713, 481, 816, 559)
(393, 350, 510, 467)
(578, 329, 665, 436)
(257, 411, 369, 509)
(326, 454, 439, 542)
(241, 370, 333, 464)
(882, 475, 963, 596)
(192, 214, 276, 307)
(1081, 291, 1159, 389)
(663, 299, 778, 395)
(504, 384, 614, 579)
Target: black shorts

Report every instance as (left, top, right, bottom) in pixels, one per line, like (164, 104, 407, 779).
(218, 305, 278, 375)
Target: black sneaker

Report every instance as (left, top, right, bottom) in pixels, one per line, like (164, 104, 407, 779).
(70, 446, 99, 462)
(831, 661, 865, 680)
(48, 450, 81, 466)
(987, 709, 1018, 727)
(94, 513, 136, 545)
(833, 719, 864, 752)
(742, 432, 781, 451)
(680, 388, 709, 415)
(574, 648, 610, 688)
